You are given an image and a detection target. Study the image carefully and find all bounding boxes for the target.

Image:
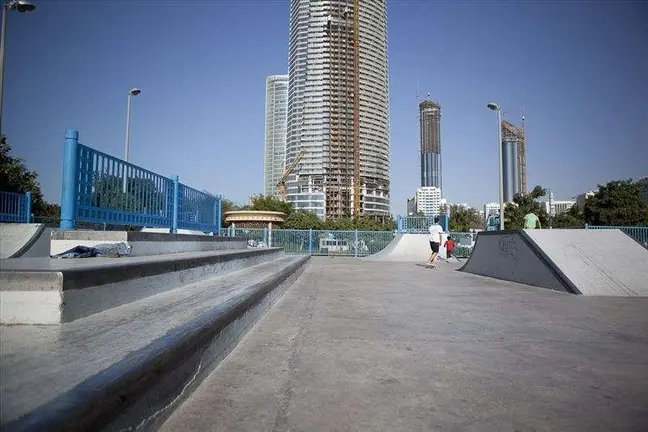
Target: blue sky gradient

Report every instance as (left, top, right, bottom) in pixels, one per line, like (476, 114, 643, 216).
(3, 0, 647, 214)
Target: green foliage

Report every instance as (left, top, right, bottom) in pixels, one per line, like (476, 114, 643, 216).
(250, 195, 294, 215)
(0, 134, 57, 218)
(504, 185, 550, 229)
(552, 205, 585, 228)
(91, 174, 165, 212)
(584, 180, 648, 226)
(448, 205, 482, 232)
(283, 210, 322, 229)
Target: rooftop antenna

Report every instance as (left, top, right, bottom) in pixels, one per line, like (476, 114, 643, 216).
(520, 105, 526, 129)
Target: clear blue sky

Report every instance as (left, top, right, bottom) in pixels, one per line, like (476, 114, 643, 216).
(4, 0, 647, 214)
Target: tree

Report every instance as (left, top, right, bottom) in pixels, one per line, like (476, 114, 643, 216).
(0, 134, 57, 218)
(448, 205, 482, 232)
(283, 210, 322, 229)
(584, 180, 648, 226)
(250, 195, 294, 216)
(552, 205, 585, 228)
(504, 185, 550, 229)
(91, 174, 165, 213)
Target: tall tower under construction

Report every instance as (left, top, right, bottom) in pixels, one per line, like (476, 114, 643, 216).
(286, 0, 390, 219)
(502, 119, 527, 195)
(419, 99, 441, 190)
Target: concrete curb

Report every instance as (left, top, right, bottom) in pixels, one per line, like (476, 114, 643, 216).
(3, 255, 310, 432)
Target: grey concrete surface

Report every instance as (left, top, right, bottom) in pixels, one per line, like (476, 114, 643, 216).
(462, 229, 648, 296)
(0, 224, 46, 258)
(51, 230, 247, 257)
(0, 248, 283, 324)
(0, 255, 308, 430)
(162, 258, 648, 432)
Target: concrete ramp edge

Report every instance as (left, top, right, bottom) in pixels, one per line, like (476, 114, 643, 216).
(459, 230, 580, 294)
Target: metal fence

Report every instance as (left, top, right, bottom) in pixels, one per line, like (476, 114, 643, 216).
(0, 191, 31, 223)
(585, 225, 648, 246)
(397, 215, 449, 233)
(224, 228, 477, 258)
(60, 129, 221, 233)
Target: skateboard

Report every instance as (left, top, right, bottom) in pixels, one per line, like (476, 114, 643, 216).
(415, 262, 437, 270)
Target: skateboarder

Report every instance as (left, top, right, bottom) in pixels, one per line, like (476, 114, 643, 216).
(444, 236, 456, 260)
(427, 217, 443, 267)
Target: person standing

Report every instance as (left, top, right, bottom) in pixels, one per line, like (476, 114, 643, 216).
(523, 212, 542, 229)
(427, 217, 443, 267)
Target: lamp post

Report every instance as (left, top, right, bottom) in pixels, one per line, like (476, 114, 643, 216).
(487, 102, 505, 230)
(123, 88, 141, 193)
(0, 0, 36, 135)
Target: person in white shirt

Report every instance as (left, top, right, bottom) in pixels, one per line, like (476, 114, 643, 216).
(427, 217, 443, 267)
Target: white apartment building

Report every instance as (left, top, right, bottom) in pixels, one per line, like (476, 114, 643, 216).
(263, 75, 289, 197)
(545, 198, 576, 216)
(483, 202, 500, 218)
(416, 187, 442, 217)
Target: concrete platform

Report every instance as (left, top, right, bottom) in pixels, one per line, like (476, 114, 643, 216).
(0, 248, 283, 324)
(1, 254, 309, 431)
(50, 230, 247, 257)
(161, 258, 648, 431)
(461, 229, 648, 296)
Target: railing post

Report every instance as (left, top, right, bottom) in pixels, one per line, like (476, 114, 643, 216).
(354, 229, 359, 258)
(171, 175, 179, 234)
(216, 195, 222, 236)
(308, 229, 313, 255)
(60, 129, 79, 230)
(264, 227, 268, 245)
(585, 224, 588, 230)
(24, 191, 32, 223)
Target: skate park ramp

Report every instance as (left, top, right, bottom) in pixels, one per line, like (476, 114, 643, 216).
(460, 229, 648, 296)
(0, 223, 53, 259)
(365, 233, 448, 262)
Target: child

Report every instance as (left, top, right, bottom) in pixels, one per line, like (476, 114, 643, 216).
(444, 236, 456, 259)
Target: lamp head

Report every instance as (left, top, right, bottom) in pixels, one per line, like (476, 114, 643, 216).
(13, 1, 36, 12)
(128, 88, 142, 96)
(487, 102, 500, 111)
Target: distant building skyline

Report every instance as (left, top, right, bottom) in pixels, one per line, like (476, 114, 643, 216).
(419, 98, 442, 191)
(263, 75, 289, 197)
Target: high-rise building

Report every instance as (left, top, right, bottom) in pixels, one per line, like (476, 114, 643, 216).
(416, 186, 442, 217)
(286, 0, 390, 219)
(502, 119, 527, 195)
(406, 197, 416, 216)
(419, 99, 441, 190)
(263, 75, 289, 197)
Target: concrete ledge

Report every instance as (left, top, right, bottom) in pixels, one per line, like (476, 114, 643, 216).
(0, 248, 283, 324)
(2, 255, 310, 432)
(50, 231, 247, 257)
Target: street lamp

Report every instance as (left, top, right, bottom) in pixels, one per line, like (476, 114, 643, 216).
(0, 0, 36, 135)
(487, 102, 505, 230)
(123, 87, 141, 193)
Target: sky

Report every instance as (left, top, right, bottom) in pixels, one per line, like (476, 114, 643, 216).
(3, 0, 647, 215)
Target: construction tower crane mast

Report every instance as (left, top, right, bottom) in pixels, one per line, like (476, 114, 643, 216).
(276, 150, 305, 200)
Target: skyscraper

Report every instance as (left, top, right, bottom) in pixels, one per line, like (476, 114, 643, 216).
(286, 0, 390, 219)
(419, 98, 441, 191)
(263, 75, 289, 197)
(502, 119, 527, 195)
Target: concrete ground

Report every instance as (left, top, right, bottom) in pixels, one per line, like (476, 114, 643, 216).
(162, 257, 648, 432)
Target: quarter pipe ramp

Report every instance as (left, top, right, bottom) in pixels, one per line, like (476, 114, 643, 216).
(365, 233, 448, 262)
(460, 229, 648, 296)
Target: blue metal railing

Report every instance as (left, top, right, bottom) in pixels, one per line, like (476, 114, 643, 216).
(0, 191, 31, 223)
(585, 225, 648, 246)
(396, 215, 449, 233)
(60, 129, 221, 234)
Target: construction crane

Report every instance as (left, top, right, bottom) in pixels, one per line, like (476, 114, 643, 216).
(276, 150, 305, 201)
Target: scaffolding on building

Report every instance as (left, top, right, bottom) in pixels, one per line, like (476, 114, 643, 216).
(502, 119, 527, 195)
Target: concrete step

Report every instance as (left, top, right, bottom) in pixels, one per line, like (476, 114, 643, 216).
(0, 247, 283, 324)
(50, 230, 248, 257)
(0, 254, 310, 431)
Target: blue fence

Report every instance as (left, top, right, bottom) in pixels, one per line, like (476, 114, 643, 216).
(60, 129, 221, 233)
(397, 215, 449, 233)
(0, 191, 31, 223)
(585, 225, 648, 246)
